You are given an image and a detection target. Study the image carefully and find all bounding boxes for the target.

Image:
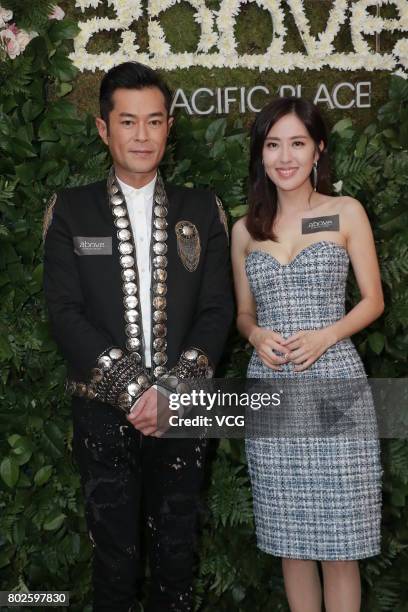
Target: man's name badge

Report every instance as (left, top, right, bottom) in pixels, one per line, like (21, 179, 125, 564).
(302, 215, 340, 234)
(73, 236, 113, 255)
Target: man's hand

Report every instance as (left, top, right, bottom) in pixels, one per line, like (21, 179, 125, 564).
(126, 385, 172, 437)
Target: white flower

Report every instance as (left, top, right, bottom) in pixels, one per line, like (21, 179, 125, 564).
(333, 180, 343, 194)
(0, 27, 20, 59)
(49, 5, 65, 20)
(16, 28, 37, 51)
(0, 6, 12, 28)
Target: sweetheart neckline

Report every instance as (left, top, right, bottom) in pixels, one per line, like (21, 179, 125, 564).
(245, 240, 348, 268)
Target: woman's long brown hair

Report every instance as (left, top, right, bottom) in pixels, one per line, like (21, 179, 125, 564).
(247, 96, 332, 242)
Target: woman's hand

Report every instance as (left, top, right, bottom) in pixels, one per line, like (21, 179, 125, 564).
(249, 327, 289, 371)
(282, 328, 336, 372)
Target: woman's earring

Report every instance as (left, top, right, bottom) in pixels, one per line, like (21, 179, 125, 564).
(312, 161, 318, 191)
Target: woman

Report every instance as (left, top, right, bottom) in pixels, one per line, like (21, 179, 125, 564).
(231, 97, 383, 612)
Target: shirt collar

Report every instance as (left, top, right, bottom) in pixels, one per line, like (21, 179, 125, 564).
(116, 174, 157, 201)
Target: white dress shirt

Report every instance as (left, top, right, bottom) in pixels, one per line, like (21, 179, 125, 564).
(117, 174, 157, 368)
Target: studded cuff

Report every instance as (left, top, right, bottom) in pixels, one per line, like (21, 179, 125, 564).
(157, 347, 214, 395)
(66, 347, 152, 414)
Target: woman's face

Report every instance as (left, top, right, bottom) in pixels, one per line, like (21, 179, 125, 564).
(262, 112, 322, 192)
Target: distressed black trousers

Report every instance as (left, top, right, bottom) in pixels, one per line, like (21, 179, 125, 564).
(72, 399, 207, 612)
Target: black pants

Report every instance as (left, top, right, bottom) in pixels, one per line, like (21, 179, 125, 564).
(72, 399, 207, 612)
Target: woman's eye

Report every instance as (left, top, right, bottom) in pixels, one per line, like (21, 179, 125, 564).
(293, 141, 305, 147)
(267, 142, 277, 148)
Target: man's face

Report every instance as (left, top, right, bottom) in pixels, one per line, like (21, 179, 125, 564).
(96, 86, 173, 187)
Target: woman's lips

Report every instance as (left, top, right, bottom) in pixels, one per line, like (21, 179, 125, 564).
(275, 168, 298, 178)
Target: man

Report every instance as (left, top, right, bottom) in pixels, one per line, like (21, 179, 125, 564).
(43, 62, 233, 612)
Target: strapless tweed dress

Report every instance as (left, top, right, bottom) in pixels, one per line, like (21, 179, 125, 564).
(245, 241, 382, 560)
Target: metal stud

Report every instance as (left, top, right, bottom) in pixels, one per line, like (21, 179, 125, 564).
(109, 184, 119, 195)
(87, 385, 97, 400)
(155, 193, 166, 205)
(122, 268, 136, 282)
(165, 375, 179, 388)
(126, 338, 142, 351)
(153, 282, 167, 296)
(120, 255, 134, 268)
(197, 355, 209, 368)
(124, 295, 138, 309)
(137, 374, 149, 386)
(154, 218, 168, 229)
(153, 269, 167, 282)
(182, 224, 194, 237)
(153, 310, 167, 323)
(153, 337, 167, 350)
(125, 309, 139, 323)
(77, 382, 88, 396)
(176, 382, 190, 394)
(153, 352, 168, 366)
(184, 349, 199, 361)
(123, 282, 137, 296)
(127, 382, 141, 397)
(118, 228, 131, 241)
(153, 324, 166, 338)
(154, 205, 167, 217)
(98, 355, 112, 370)
(118, 392, 133, 411)
(153, 255, 168, 268)
(91, 368, 103, 383)
(125, 323, 140, 337)
(113, 205, 126, 218)
(130, 352, 142, 363)
(153, 242, 167, 255)
(109, 348, 123, 360)
(153, 229, 168, 242)
(111, 195, 124, 206)
(153, 296, 166, 310)
(119, 241, 133, 255)
(154, 366, 167, 378)
(115, 217, 129, 229)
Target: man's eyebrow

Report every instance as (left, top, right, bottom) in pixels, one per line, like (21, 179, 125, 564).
(118, 112, 166, 118)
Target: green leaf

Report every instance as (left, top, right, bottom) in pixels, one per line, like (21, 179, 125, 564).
(368, 332, 385, 355)
(48, 20, 80, 42)
(34, 465, 53, 486)
(331, 118, 353, 134)
(22, 100, 44, 122)
(41, 422, 65, 459)
(43, 512, 66, 531)
(0, 456, 20, 488)
(205, 118, 227, 143)
(0, 335, 13, 361)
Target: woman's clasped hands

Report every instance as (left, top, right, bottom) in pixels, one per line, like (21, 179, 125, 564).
(249, 327, 336, 372)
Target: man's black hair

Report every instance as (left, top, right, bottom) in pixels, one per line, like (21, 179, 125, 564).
(99, 61, 172, 123)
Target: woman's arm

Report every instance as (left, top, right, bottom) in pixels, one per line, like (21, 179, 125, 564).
(231, 218, 288, 371)
(327, 197, 384, 342)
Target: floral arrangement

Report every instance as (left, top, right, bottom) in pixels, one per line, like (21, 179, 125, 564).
(69, 0, 408, 76)
(0, 3, 64, 60)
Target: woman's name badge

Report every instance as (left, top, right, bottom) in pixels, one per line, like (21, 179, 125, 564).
(302, 215, 339, 234)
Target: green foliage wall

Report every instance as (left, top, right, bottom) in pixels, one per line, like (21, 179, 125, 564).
(1, 5, 408, 611)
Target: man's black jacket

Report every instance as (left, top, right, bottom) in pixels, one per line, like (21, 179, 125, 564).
(43, 177, 234, 407)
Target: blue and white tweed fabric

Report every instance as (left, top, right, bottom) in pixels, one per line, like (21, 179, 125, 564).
(245, 241, 382, 560)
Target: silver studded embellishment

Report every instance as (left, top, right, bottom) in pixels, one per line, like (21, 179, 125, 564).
(43, 193, 57, 242)
(215, 195, 229, 244)
(175, 221, 201, 272)
(151, 175, 169, 378)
